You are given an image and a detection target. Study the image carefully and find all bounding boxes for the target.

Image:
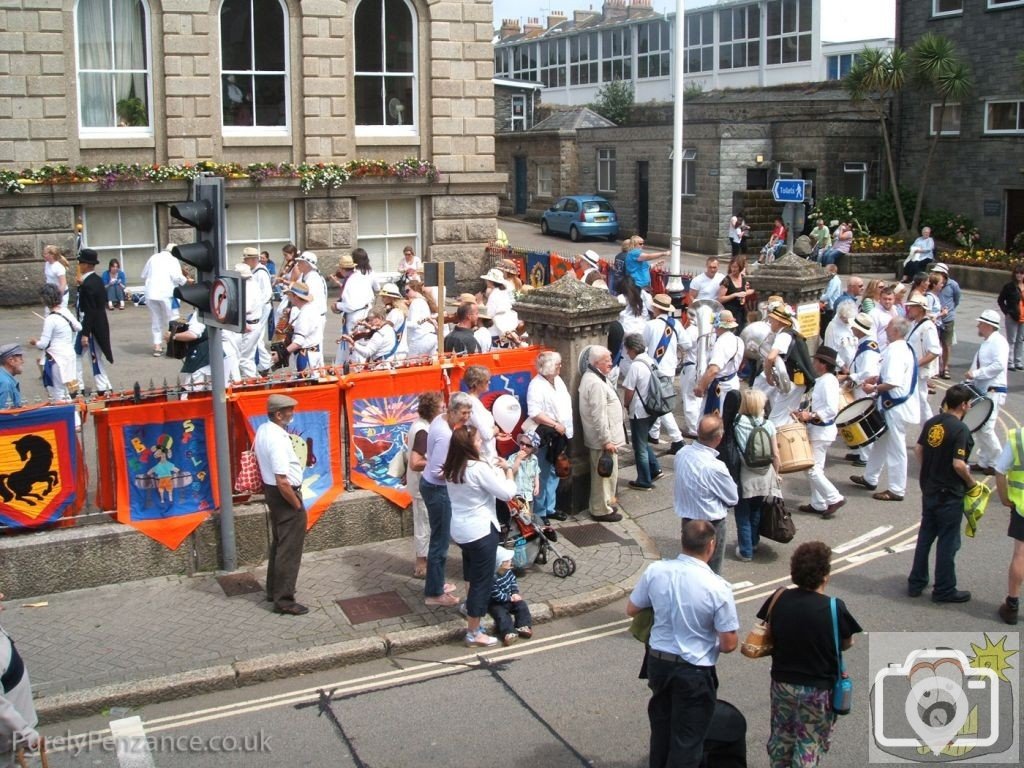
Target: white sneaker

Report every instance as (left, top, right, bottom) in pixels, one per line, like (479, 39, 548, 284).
(735, 546, 752, 563)
(465, 630, 498, 648)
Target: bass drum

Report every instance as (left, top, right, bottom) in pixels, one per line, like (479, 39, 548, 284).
(776, 422, 814, 474)
(836, 397, 887, 449)
(961, 383, 994, 434)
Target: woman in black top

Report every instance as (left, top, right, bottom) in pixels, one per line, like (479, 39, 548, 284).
(996, 263, 1024, 370)
(718, 257, 750, 333)
(757, 541, 862, 767)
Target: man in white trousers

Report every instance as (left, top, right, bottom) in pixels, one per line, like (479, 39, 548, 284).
(966, 309, 1009, 475)
(852, 316, 919, 502)
(678, 308, 701, 438)
(141, 246, 188, 357)
(793, 346, 846, 519)
(644, 294, 686, 455)
(242, 247, 274, 374)
(904, 295, 941, 422)
(840, 312, 881, 467)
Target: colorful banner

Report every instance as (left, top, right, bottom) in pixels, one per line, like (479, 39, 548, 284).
(0, 404, 85, 529)
(343, 367, 443, 507)
(105, 400, 218, 549)
(526, 251, 550, 288)
(550, 254, 574, 281)
(233, 384, 344, 529)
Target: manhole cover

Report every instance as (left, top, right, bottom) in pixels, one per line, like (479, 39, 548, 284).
(336, 591, 411, 624)
(216, 572, 263, 597)
(557, 522, 627, 548)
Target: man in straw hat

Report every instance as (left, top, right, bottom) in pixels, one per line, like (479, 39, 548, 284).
(904, 294, 941, 421)
(280, 282, 324, 372)
(839, 312, 881, 467)
(332, 251, 373, 366)
(242, 246, 274, 375)
(755, 305, 813, 427)
(965, 309, 1009, 475)
(852, 316, 919, 501)
(253, 393, 309, 615)
(577, 250, 602, 283)
(645, 294, 686, 454)
(695, 309, 744, 417)
(792, 346, 846, 519)
(929, 263, 960, 379)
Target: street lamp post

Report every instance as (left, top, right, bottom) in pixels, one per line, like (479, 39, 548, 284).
(666, 0, 686, 297)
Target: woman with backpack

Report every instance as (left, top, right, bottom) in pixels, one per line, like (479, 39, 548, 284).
(733, 389, 780, 562)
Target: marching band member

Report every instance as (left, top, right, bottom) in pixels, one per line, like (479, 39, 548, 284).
(333, 250, 375, 365)
(473, 310, 494, 354)
(904, 295, 941, 421)
(965, 309, 1009, 475)
(678, 308, 701, 438)
(825, 300, 858, 371)
(694, 310, 743, 416)
(852, 316, 919, 502)
(242, 247, 274, 375)
(344, 308, 397, 366)
(840, 313, 881, 466)
(379, 283, 408, 360)
(793, 346, 846, 519)
(577, 250, 602, 283)
(404, 277, 438, 357)
(756, 306, 812, 427)
(481, 268, 516, 346)
(281, 282, 324, 373)
(644, 294, 685, 454)
(293, 251, 327, 317)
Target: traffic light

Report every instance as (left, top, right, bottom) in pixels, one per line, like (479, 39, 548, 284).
(169, 176, 225, 313)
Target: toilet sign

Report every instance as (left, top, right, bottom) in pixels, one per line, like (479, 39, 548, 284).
(772, 179, 806, 203)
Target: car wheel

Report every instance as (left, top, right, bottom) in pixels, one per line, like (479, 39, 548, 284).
(569, 226, 581, 242)
(540, 219, 550, 235)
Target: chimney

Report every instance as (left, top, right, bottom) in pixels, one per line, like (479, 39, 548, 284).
(574, 9, 600, 24)
(500, 18, 521, 40)
(602, 0, 628, 21)
(628, 0, 653, 17)
(522, 16, 543, 36)
(547, 11, 567, 29)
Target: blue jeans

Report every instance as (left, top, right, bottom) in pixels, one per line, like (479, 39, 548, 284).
(458, 526, 499, 618)
(646, 655, 718, 768)
(908, 491, 963, 597)
(734, 496, 763, 559)
(630, 416, 661, 487)
(419, 479, 451, 598)
(535, 449, 560, 520)
(820, 247, 846, 266)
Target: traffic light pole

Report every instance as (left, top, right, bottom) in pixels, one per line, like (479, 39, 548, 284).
(209, 327, 237, 572)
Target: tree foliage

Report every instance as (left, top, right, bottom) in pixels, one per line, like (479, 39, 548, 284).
(589, 79, 634, 125)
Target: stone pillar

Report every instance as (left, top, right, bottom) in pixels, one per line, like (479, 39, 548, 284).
(747, 253, 831, 350)
(514, 276, 622, 514)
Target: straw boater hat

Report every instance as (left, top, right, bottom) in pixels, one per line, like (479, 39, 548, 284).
(580, 250, 601, 269)
(852, 312, 874, 335)
(337, 253, 355, 270)
(813, 345, 839, 369)
(978, 309, 1002, 328)
(379, 283, 403, 299)
(242, 247, 259, 260)
(904, 294, 928, 309)
(286, 282, 311, 301)
(296, 251, 318, 266)
(651, 293, 676, 315)
(768, 306, 793, 326)
(716, 310, 739, 330)
(498, 259, 520, 276)
(480, 268, 508, 286)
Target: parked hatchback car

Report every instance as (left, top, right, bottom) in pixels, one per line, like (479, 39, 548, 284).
(540, 195, 620, 242)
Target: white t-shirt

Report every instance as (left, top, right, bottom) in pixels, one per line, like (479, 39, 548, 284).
(44, 260, 66, 289)
(689, 272, 725, 303)
(254, 420, 303, 486)
(622, 353, 655, 419)
(446, 460, 517, 544)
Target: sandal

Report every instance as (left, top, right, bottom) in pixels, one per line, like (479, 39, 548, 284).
(424, 593, 459, 607)
(872, 490, 904, 502)
(940, 370, 951, 380)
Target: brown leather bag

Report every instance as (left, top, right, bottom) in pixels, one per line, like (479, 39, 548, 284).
(740, 588, 786, 659)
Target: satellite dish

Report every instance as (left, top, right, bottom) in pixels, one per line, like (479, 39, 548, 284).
(387, 97, 405, 125)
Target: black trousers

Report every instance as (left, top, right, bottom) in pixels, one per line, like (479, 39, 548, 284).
(264, 484, 307, 609)
(488, 598, 533, 636)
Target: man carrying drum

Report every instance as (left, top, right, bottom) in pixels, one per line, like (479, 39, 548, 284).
(839, 313, 880, 468)
(966, 309, 1009, 476)
(904, 295, 942, 422)
(851, 316, 919, 502)
(793, 346, 846, 519)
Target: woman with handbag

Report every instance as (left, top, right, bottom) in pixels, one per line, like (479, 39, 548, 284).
(756, 542, 861, 767)
(443, 425, 517, 648)
(732, 389, 780, 562)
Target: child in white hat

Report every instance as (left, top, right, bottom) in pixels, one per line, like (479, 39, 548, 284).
(488, 547, 533, 646)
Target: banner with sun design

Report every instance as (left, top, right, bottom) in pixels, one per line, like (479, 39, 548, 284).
(0, 404, 85, 530)
(105, 399, 218, 549)
(343, 367, 441, 507)
(233, 384, 344, 529)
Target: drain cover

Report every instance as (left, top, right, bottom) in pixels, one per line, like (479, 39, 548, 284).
(336, 591, 411, 624)
(557, 522, 627, 547)
(216, 572, 263, 597)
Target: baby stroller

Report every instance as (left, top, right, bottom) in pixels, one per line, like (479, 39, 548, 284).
(504, 496, 576, 578)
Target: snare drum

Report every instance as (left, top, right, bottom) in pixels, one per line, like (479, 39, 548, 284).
(776, 422, 815, 474)
(836, 397, 887, 448)
(961, 383, 994, 433)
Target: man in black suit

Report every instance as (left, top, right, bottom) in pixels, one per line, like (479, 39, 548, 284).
(75, 248, 113, 395)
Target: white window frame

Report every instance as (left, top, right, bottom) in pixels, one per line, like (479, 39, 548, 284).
(719, 4, 760, 71)
(638, 20, 671, 79)
(984, 100, 1024, 134)
(929, 103, 961, 135)
(597, 148, 616, 194)
(601, 27, 631, 82)
(570, 32, 599, 86)
(74, 0, 153, 137)
(537, 166, 553, 197)
(512, 42, 539, 83)
(353, 0, 419, 138)
(494, 49, 511, 78)
(684, 11, 714, 74)
(539, 39, 566, 88)
(219, 0, 290, 137)
(932, 0, 963, 16)
(766, 0, 813, 66)
(355, 198, 421, 274)
(82, 204, 157, 281)
(988, 0, 1024, 9)
(681, 149, 697, 197)
(843, 161, 868, 200)
(510, 94, 526, 131)
(225, 200, 295, 257)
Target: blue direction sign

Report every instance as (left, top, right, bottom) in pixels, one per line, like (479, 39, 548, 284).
(772, 179, 806, 203)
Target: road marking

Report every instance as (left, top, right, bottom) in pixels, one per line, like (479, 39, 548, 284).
(832, 525, 893, 554)
(729, 581, 754, 590)
(109, 716, 156, 768)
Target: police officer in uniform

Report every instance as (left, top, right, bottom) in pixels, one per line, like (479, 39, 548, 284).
(994, 430, 1024, 624)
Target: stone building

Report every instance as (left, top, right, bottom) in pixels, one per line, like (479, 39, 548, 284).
(0, 0, 504, 304)
(896, 1, 1024, 249)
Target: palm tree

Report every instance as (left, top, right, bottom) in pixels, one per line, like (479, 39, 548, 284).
(845, 47, 909, 234)
(908, 34, 972, 235)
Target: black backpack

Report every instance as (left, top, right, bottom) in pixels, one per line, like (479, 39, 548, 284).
(783, 329, 817, 387)
(742, 418, 774, 469)
(640, 360, 678, 418)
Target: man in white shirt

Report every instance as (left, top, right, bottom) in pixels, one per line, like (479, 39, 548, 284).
(345, 309, 398, 366)
(242, 247, 274, 375)
(673, 414, 739, 574)
(621, 334, 664, 491)
(695, 310, 743, 417)
(840, 313, 881, 466)
(793, 346, 846, 519)
(677, 312, 701, 438)
(754, 307, 806, 427)
(904, 295, 941, 421)
(644, 294, 685, 454)
(871, 286, 897, 352)
(294, 251, 327, 318)
(966, 309, 1010, 474)
(140, 246, 188, 357)
(688, 257, 726, 304)
(626, 519, 739, 767)
(253, 394, 308, 615)
(853, 316, 919, 502)
(281, 282, 324, 372)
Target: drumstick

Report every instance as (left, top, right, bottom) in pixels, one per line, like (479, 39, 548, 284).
(32, 311, 46, 321)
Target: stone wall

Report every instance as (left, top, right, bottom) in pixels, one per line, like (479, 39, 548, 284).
(897, 3, 1024, 248)
(495, 131, 577, 220)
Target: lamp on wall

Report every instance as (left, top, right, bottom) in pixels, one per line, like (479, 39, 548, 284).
(755, 154, 765, 165)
